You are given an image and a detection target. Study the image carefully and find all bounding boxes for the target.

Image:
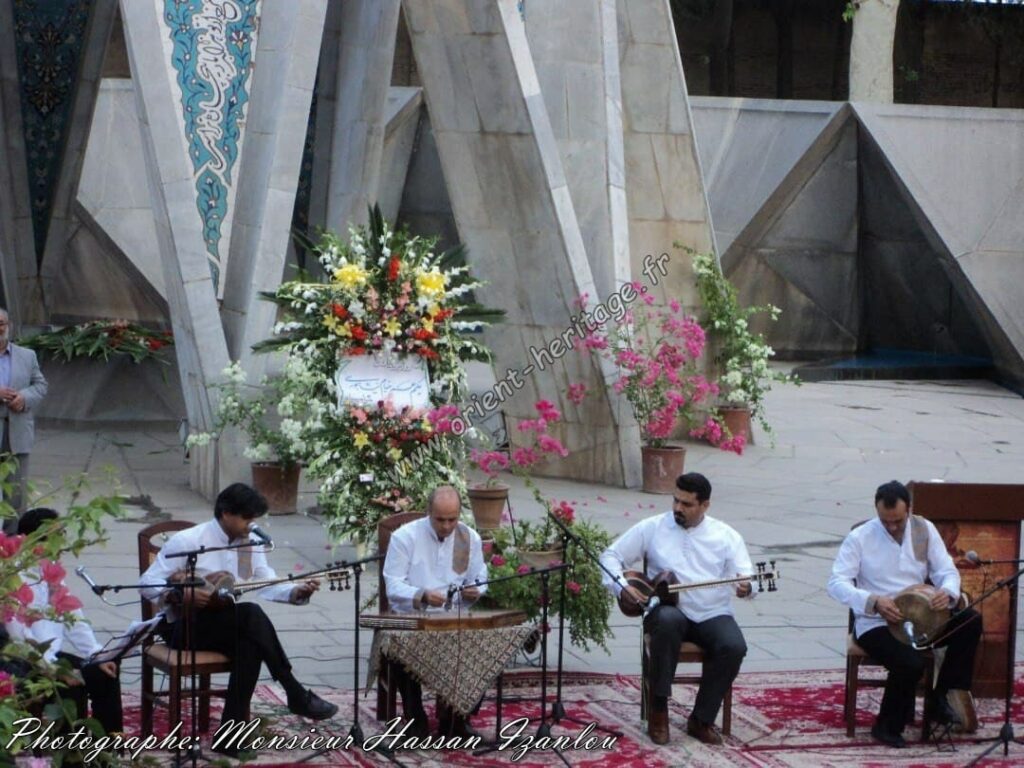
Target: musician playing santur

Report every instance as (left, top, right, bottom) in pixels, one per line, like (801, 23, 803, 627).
(382, 485, 488, 739)
(140, 483, 337, 756)
(599, 472, 752, 746)
(827, 480, 982, 748)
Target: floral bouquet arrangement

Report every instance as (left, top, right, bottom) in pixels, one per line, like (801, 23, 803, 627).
(19, 320, 174, 364)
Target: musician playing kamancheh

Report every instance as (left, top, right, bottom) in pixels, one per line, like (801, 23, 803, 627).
(140, 483, 337, 756)
(382, 485, 488, 739)
(827, 480, 982, 748)
(599, 472, 753, 747)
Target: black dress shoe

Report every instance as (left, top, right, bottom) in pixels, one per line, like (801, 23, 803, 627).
(870, 722, 906, 748)
(405, 712, 430, 739)
(288, 689, 339, 720)
(438, 714, 480, 740)
(926, 693, 961, 726)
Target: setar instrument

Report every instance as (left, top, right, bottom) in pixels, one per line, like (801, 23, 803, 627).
(618, 561, 780, 617)
(165, 562, 352, 612)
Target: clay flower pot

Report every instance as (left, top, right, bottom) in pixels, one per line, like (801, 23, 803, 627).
(467, 483, 509, 532)
(251, 462, 301, 515)
(641, 445, 686, 495)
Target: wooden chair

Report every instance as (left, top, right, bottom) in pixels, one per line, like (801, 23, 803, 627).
(138, 520, 241, 734)
(639, 637, 733, 736)
(373, 511, 425, 721)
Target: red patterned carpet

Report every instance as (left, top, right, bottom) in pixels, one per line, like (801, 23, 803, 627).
(121, 668, 1024, 767)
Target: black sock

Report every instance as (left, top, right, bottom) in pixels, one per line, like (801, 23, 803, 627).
(653, 695, 668, 713)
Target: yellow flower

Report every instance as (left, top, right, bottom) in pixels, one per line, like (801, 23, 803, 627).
(387, 447, 402, 462)
(416, 269, 447, 299)
(421, 418, 433, 433)
(333, 263, 368, 289)
(335, 322, 352, 337)
(322, 315, 338, 331)
(353, 432, 370, 449)
(384, 317, 402, 337)
(427, 303, 441, 316)
(421, 317, 435, 334)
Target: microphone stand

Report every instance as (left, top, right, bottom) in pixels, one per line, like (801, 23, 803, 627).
(544, 510, 626, 738)
(962, 564, 1024, 766)
(463, 562, 571, 766)
(165, 538, 268, 768)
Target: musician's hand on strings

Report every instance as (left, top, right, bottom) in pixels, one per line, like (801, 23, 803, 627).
(422, 589, 447, 608)
(929, 590, 955, 610)
(461, 586, 481, 602)
(622, 585, 648, 612)
(876, 596, 903, 623)
(735, 580, 753, 598)
(290, 579, 320, 605)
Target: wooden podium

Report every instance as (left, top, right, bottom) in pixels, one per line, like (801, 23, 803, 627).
(911, 481, 1024, 698)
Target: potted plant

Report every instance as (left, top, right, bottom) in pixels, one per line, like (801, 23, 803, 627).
(467, 449, 510, 532)
(578, 287, 739, 493)
(187, 360, 311, 514)
(483, 500, 613, 653)
(690, 248, 796, 442)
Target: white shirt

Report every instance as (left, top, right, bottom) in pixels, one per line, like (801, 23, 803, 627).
(140, 519, 294, 614)
(383, 517, 488, 613)
(4, 572, 102, 662)
(600, 512, 754, 623)
(827, 516, 960, 637)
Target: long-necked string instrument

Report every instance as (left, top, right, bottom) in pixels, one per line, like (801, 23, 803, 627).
(167, 562, 352, 611)
(618, 561, 781, 617)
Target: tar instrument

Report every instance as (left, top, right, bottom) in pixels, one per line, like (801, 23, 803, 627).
(887, 584, 950, 647)
(359, 608, 528, 631)
(618, 561, 780, 618)
(168, 562, 352, 610)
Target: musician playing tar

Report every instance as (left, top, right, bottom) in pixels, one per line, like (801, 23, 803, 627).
(382, 485, 488, 739)
(827, 480, 982, 748)
(140, 483, 337, 753)
(599, 472, 752, 746)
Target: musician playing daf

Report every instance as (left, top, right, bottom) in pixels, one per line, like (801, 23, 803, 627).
(382, 484, 489, 739)
(140, 483, 337, 754)
(600, 472, 752, 747)
(827, 480, 982, 749)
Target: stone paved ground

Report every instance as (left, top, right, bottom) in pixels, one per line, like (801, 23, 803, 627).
(26, 375, 1024, 699)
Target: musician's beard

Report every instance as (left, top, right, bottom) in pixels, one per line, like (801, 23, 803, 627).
(674, 512, 704, 529)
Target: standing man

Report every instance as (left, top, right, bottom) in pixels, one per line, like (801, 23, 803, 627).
(382, 485, 489, 738)
(828, 480, 982, 748)
(140, 483, 337, 755)
(0, 308, 48, 533)
(600, 472, 752, 746)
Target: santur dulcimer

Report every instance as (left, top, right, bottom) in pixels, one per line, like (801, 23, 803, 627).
(359, 608, 527, 631)
(618, 560, 781, 617)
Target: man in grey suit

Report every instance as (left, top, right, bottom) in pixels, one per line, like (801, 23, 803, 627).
(0, 308, 47, 533)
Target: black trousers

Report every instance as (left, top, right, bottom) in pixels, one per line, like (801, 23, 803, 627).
(644, 606, 747, 725)
(160, 603, 298, 723)
(59, 653, 123, 734)
(856, 608, 982, 734)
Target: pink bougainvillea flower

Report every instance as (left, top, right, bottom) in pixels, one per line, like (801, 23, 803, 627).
(0, 533, 25, 559)
(517, 564, 532, 575)
(596, 495, 607, 503)
(39, 560, 66, 586)
(566, 382, 588, 405)
(0, 671, 14, 699)
(534, 400, 561, 422)
(537, 434, 569, 457)
(12, 583, 34, 608)
(490, 555, 506, 567)
(512, 447, 539, 467)
(566, 581, 582, 595)
(553, 500, 575, 524)
(48, 585, 82, 614)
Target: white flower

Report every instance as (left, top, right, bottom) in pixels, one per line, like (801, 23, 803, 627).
(244, 443, 272, 461)
(186, 432, 212, 447)
(348, 299, 366, 319)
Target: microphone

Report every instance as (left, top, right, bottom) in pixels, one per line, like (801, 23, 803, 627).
(965, 550, 983, 565)
(75, 566, 103, 596)
(248, 523, 273, 546)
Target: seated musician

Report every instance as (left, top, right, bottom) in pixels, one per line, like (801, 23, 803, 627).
(4, 508, 123, 735)
(827, 480, 982, 748)
(599, 472, 752, 746)
(382, 485, 488, 739)
(140, 483, 337, 754)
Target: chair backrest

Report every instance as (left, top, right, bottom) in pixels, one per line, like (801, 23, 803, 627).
(137, 520, 195, 621)
(377, 511, 424, 613)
